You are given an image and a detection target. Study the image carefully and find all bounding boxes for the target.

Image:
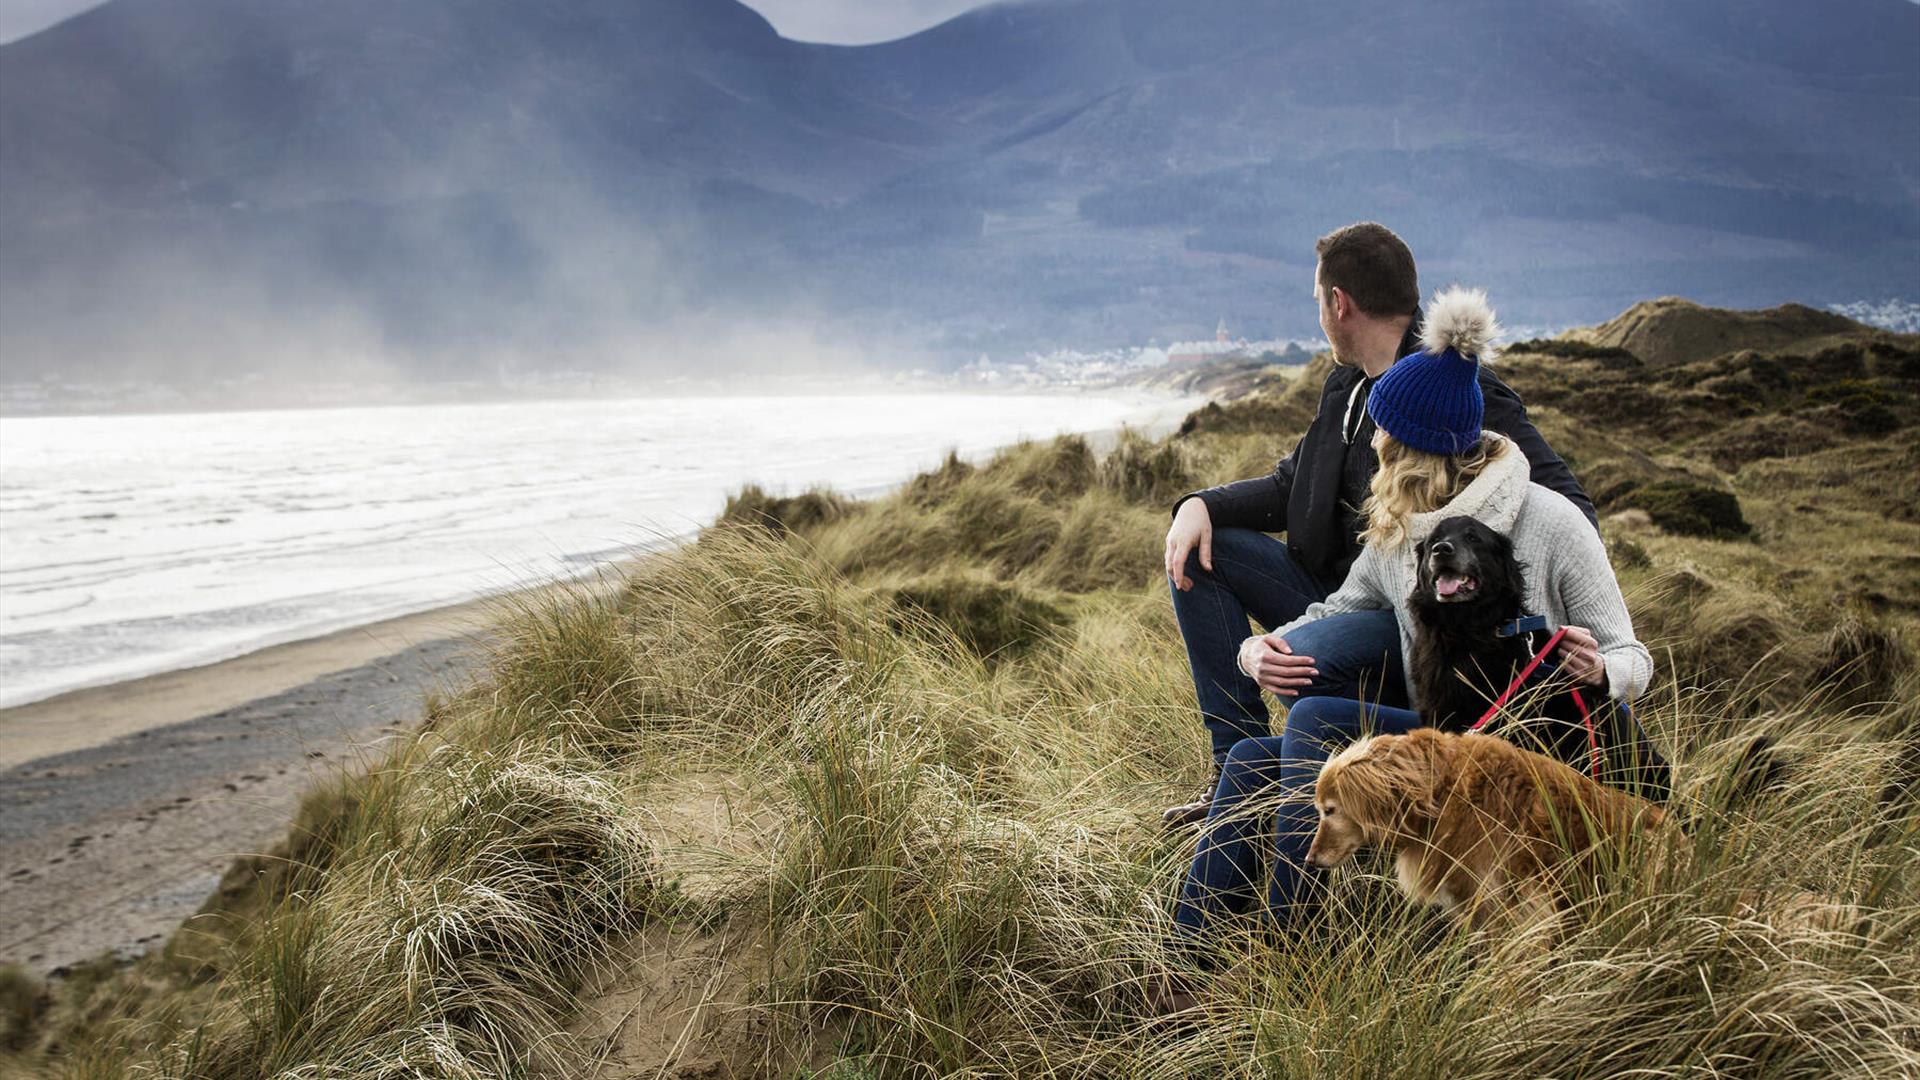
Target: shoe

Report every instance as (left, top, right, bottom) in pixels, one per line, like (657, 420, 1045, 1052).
(1162, 789, 1211, 829)
(1162, 767, 1220, 829)
(1143, 971, 1205, 1020)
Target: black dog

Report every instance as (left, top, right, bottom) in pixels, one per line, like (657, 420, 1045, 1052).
(1408, 515, 1672, 799)
(1408, 515, 1535, 731)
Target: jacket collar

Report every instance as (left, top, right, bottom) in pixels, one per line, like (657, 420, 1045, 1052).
(1404, 432, 1529, 544)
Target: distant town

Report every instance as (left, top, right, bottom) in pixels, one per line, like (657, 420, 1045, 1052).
(0, 319, 1321, 416)
(958, 319, 1317, 389)
(4, 300, 1914, 417)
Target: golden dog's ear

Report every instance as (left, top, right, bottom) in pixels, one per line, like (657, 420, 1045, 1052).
(1351, 731, 1444, 820)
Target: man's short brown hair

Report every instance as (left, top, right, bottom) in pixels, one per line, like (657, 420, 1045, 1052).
(1315, 222, 1419, 318)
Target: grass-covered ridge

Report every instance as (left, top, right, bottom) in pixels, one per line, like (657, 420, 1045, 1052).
(7, 304, 1920, 1078)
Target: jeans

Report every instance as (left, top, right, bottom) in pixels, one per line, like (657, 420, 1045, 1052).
(1173, 696, 1427, 937)
(1169, 527, 1407, 764)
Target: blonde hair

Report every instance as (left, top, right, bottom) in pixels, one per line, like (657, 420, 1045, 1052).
(1358, 430, 1507, 549)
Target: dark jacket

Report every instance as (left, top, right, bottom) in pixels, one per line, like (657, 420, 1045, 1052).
(1172, 364, 1598, 592)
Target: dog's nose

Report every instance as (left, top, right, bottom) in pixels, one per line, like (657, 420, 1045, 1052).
(1430, 540, 1454, 558)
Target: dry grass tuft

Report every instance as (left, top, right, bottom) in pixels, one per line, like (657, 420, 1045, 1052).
(886, 575, 1070, 664)
(0, 966, 49, 1053)
(1099, 428, 1198, 505)
(1813, 613, 1915, 709)
(716, 484, 857, 535)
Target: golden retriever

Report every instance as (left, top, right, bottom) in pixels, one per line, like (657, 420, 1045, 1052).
(1306, 728, 1666, 931)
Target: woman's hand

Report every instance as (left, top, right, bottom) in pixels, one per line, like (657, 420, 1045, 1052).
(1556, 625, 1606, 686)
(1239, 633, 1319, 697)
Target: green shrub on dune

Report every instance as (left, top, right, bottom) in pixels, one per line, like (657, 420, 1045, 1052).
(1503, 337, 1643, 367)
(1701, 414, 1839, 470)
(1621, 479, 1753, 539)
(801, 436, 1172, 595)
(887, 576, 1069, 663)
(1813, 612, 1915, 710)
(944, 482, 1066, 575)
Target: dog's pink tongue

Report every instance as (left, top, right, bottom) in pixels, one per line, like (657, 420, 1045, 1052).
(1435, 575, 1466, 597)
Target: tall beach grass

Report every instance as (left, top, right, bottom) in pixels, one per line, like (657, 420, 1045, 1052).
(7, 343, 1919, 1077)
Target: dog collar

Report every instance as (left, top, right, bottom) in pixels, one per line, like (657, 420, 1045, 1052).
(1496, 614, 1550, 639)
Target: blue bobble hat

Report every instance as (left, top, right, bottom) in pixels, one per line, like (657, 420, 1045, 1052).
(1366, 286, 1504, 455)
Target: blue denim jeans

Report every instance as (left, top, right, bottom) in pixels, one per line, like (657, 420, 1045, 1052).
(1173, 696, 1427, 937)
(1169, 527, 1407, 764)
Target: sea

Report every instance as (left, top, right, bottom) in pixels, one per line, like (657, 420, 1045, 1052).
(0, 391, 1191, 708)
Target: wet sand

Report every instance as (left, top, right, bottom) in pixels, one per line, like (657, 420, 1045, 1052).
(0, 618, 490, 974)
(0, 598, 509, 772)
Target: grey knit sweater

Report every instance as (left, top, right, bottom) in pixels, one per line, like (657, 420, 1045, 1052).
(1241, 433, 1653, 707)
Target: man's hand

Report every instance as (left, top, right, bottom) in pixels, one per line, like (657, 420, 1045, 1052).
(1239, 633, 1319, 697)
(1556, 625, 1606, 686)
(1165, 498, 1214, 591)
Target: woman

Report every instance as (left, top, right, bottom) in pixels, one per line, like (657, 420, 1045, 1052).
(1172, 286, 1653, 939)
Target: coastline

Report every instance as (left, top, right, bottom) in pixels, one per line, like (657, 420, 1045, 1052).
(0, 596, 504, 771)
(0, 393, 1206, 974)
(0, 630, 484, 974)
(0, 374, 1196, 421)
(1, 389, 1200, 715)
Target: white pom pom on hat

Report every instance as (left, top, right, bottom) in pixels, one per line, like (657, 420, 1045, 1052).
(1418, 285, 1503, 361)
(1368, 286, 1505, 455)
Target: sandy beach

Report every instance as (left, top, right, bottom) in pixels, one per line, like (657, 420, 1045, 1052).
(0, 598, 508, 772)
(0, 399, 1203, 975)
(0, 601, 496, 973)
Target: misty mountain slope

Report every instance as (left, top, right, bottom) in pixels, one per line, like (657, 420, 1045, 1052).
(805, 0, 1919, 347)
(0, 0, 955, 223)
(0, 0, 974, 378)
(1, 0, 1915, 380)
(845, 0, 1918, 191)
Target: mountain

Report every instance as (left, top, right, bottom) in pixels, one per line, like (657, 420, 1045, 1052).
(1, 0, 1916, 382)
(0, 0, 951, 219)
(824, 0, 1920, 343)
(0, 0, 962, 379)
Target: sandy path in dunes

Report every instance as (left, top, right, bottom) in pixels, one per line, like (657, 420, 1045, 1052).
(570, 772, 794, 1079)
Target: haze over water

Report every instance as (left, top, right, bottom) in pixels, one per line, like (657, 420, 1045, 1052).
(0, 392, 1182, 708)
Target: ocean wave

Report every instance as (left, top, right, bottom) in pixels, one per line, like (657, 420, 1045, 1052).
(0, 392, 1180, 707)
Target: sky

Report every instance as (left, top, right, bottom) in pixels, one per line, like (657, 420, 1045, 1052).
(0, 0, 993, 45)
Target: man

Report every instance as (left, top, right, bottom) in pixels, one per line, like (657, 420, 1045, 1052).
(1160, 222, 1595, 826)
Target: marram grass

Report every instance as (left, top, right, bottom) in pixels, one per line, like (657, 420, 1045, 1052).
(7, 386, 1920, 1077)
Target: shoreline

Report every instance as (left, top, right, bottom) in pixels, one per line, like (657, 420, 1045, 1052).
(0, 379, 1185, 423)
(0, 589, 520, 771)
(0, 631, 486, 974)
(0, 391, 1202, 733)
(0, 395, 1206, 973)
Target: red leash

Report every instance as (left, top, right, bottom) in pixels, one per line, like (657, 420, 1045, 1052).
(1467, 626, 1602, 779)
